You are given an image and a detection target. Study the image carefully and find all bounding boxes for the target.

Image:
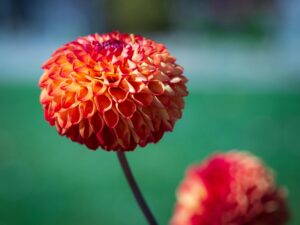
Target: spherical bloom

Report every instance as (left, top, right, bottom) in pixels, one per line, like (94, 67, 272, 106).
(170, 151, 289, 225)
(39, 32, 188, 151)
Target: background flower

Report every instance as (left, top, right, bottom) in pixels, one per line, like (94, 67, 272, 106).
(171, 151, 290, 225)
(39, 32, 188, 151)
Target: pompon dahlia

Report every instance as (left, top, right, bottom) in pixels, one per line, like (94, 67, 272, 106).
(39, 32, 188, 151)
(170, 151, 289, 225)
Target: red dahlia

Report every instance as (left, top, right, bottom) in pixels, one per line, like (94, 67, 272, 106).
(39, 32, 188, 151)
(171, 151, 289, 225)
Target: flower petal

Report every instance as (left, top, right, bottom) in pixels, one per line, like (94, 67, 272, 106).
(133, 92, 153, 106)
(103, 108, 119, 128)
(117, 99, 136, 118)
(148, 80, 164, 95)
(79, 100, 95, 118)
(108, 87, 128, 103)
(94, 95, 112, 112)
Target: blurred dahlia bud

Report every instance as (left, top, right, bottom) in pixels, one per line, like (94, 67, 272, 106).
(171, 151, 289, 225)
(39, 32, 188, 151)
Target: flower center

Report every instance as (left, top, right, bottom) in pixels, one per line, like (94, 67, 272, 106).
(101, 39, 124, 51)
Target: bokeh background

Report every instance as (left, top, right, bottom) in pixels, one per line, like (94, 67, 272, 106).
(0, 0, 300, 224)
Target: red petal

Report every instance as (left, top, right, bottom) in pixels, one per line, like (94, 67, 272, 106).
(148, 80, 164, 95)
(128, 80, 145, 93)
(79, 119, 93, 139)
(117, 100, 136, 118)
(108, 87, 128, 103)
(114, 119, 130, 149)
(94, 95, 112, 112)
(89, 113, 104, 133)
(96, 126, 117, 150)
(133, 92, 153, 106)
(119, 79, 135, 93)
(79, 100, 95, 118)
(68, 106, 81, 124)
(103, 109, 119, 128)
(84, 134, 99, 150)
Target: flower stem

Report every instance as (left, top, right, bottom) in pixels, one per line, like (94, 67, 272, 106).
(117, 151, 158, 225)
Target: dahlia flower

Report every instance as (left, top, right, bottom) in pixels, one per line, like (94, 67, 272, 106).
(171, 151, 289, 225)
(39, 32, 188, 151)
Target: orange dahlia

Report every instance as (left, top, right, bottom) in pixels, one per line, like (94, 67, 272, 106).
(171, 151, 289, 225)
(39, 32, 188, 151)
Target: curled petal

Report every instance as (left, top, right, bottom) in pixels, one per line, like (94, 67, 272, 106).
(119, 79, 135, 93)
(103, 72, 121, 86)
(117, 99, 136, 118)
(94, 95, 112, 112)
(59, 63, 73, 78)
(172, 84, 188, 97)
(79, 100, 95, 118)
(93, 79, 106, 96)
(148, 80, 164, 95)
(114, 118, 131, 149)
(108, 87, 128, 103)
(96, 126, 117, 150)
(133, 92, 153, 106)
(103, 108, 119, 128)
(79, 119, 93, 139)
(61, 92, 76, 108)
(40, 89, 52, 104)
(68, 106, 81, 124)
(78, 85, 93, 101)
(128, 80, 145, 93)
(89, 113, 104, 133)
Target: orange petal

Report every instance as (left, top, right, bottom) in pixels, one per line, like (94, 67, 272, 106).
(117, 100, 136, 118)
(57, 110, 70, 130)
(148, 80, 164, 95)
(39, 72, 50, 88)
(108, 87, 128, 103)
(61, 92, 76, 108)
(93, 79, 107, 96)
(59, 63, 73, 78)
(103, 72, 121, 86)
(40, 89, 52, 104)
(78, 86, 93, 101)
(60, 79, 73, 91)
(103, 108, 119, 128)
(94, 95, 112, 112)
(133, 92, 153, 106)
(47, 80, 61, 96)
(55, 54, 67, 65)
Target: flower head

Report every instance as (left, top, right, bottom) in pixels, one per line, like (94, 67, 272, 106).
(39, 32, 188, 151)
(171, 151, 289, 225)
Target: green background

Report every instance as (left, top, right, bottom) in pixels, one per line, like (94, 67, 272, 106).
(0, 85, 299, 225)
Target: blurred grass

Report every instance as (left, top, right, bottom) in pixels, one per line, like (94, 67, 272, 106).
(0, 84, 299, 225)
